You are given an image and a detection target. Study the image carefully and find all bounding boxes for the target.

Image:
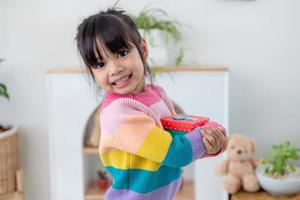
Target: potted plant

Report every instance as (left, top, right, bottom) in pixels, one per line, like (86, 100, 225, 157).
(0, 58, 19, 195)
(97, 169, 110, 190)
(256, 141, 300, 196)
(0, 58, 10, 132)
(131, 7, 184, 67)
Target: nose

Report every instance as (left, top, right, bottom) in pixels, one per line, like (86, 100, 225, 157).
(108, 60, 123, 76)
(237, 150, 242, 154)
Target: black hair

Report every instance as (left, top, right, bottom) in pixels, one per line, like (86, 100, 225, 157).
(75, 7, 152, 87)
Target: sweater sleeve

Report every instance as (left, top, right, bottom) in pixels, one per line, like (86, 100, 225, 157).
(100, 98, 206, 168)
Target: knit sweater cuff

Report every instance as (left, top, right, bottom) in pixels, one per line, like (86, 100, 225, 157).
(185, 127, 206, 161)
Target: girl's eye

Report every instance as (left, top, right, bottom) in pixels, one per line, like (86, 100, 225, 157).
(117, 50, 128, 58)
(94, 61, 105, 69)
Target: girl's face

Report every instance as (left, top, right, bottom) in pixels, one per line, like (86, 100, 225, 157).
(91, 39, 148, 94)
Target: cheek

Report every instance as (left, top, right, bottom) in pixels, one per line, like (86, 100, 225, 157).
(138, 66, 145, 78)
(93, 71, 107, 88)
(132, 54, 145, 72)
(132, 62, 145, 79)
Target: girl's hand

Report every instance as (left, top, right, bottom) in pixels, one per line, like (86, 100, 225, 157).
(201, 126, 227, 155)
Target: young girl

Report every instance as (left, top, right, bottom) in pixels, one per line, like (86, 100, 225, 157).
(76, 8, 227, 200)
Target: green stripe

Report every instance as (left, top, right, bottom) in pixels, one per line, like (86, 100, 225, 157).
(162, 135, 193, 167)
(166, 129, 187, 136)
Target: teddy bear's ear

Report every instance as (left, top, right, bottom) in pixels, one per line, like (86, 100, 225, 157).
(249, 138, 257, 153)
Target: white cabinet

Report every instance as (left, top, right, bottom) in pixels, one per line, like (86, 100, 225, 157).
(155, 69, 229, 200)
(46, 67, 229, 200)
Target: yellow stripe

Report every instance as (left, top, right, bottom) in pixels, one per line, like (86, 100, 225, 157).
(136, 127, 172, 163)
(100, 150, 161, 171)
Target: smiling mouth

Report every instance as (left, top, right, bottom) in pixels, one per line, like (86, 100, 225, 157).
(112, 74, 132, 88)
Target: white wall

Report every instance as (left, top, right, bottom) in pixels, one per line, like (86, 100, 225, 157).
(0, 0, 299, 200)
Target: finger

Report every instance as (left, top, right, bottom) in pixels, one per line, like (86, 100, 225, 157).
(203, 128, 223, 149)
(217, 132, 228, 150)
(214, 129, 227, 149)
(218, 127, 227, 136)
(204, 134, 216, 146)
(210, 129, 224, 151)
(207, 128, 220, 143)
(201, 127, 210, 138)
(200, 127, 207, 136)
(215, 128, 226, 143)
(214, 126, 223, 134)
(202, 127, 214, 136)
(203, 137, 213, 151)
(214, 133, 222, 151)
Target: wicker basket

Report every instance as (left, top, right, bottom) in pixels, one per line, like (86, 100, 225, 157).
(0, 127, 18, 195)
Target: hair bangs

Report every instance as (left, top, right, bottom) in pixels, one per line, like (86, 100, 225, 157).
(77, 16, 100, 67)
(94, 15, 134, 58)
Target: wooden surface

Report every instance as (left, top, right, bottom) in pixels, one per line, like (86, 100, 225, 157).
(85, 180, 194, 200)
(0, 192, 23, 200)
(231, 191, 300, 200)
(85, 182, 105, 200)
(175, 180, 195, 200)
(83, 147, 98, 154)
(46, 66, 228, 74)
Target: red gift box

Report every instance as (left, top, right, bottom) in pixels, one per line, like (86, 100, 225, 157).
(161, 114, 209, 132)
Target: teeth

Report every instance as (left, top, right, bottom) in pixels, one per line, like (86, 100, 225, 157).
(115, 76, 129, 85)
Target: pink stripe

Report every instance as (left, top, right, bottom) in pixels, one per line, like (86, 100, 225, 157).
(152, 85, 176, 114)
(102, 84, 162, 109)
(149, 100, 172, 121)
(100, 98, 156, 135)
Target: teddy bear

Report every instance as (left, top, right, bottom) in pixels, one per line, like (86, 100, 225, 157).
(215, 134, 260, 194)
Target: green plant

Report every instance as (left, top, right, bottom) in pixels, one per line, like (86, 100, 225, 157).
(130, 7, 184, 66)
(0, 58, 9, 100)
(0, 83, 9, 100)
(97, 169, 108, 180)
(263, 141, 300, 178)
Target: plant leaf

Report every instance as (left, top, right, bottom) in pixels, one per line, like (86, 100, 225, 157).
(0, 83, 10, 100)
(175, 47, 184, 66)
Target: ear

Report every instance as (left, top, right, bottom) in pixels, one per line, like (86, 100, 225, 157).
(140, 38, 149, 62)
(249, 138, 256, 153)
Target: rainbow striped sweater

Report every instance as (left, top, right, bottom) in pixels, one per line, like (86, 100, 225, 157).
(99, 84, 216, 200)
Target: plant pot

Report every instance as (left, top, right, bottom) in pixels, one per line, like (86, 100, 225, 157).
(97, 179, 109, 190)
(0, 126, 19, 195)
(256, 165, 300, 196)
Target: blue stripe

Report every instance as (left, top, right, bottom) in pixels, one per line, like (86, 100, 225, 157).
(162, 135, 193, 168)
(166, 129, 188, 136)
(106, 165, 181, 193)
